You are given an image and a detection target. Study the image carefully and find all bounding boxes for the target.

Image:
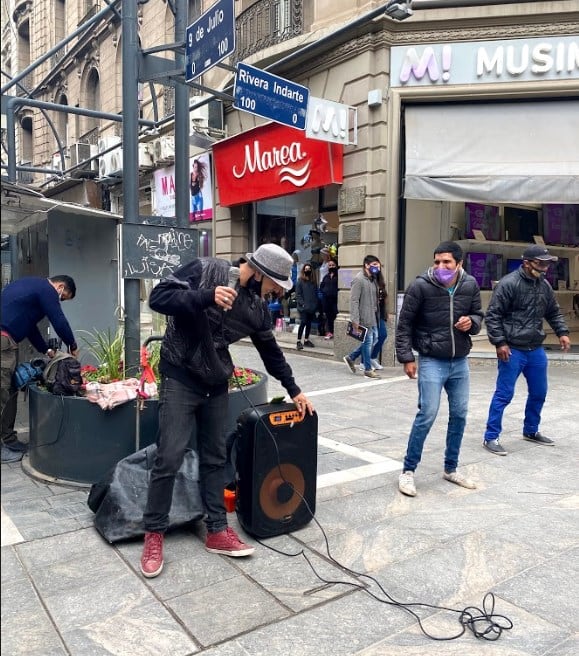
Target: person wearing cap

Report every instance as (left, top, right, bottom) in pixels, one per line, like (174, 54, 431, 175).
(139, 244, 315, 579)
(483, 245, 571, 455)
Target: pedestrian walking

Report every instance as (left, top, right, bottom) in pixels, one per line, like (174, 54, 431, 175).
(396, 241, 484, 497)
(370, 259, 388, 369)
(295, 263, 318, 350)
(343, 255, 381, 379)
(320, 259, 338, 339)
(482, 245, 571, 455)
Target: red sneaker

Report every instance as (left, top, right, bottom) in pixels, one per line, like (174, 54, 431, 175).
(205, 527, 255, 557)
(140, 531, 164, 578)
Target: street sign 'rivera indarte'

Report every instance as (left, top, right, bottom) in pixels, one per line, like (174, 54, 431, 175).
(185, 0, 235, 82)
(233, 63, 310, 130)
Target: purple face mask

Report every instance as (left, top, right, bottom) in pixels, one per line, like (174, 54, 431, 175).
(433, 267, 457, 286)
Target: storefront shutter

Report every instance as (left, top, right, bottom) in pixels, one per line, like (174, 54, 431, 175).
(403, 100, 579, 204)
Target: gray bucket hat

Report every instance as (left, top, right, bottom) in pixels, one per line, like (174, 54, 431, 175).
(245, 244, 294, 291)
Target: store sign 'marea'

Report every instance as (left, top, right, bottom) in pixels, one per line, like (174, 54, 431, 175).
(213, 122, 343, 206)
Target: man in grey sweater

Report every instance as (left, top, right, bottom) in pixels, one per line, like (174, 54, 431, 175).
(343, 255, 381, 379)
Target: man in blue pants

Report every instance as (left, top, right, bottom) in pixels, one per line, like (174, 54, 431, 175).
(483, 245, 571, 455)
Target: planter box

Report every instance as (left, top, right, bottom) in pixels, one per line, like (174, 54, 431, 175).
(26, 373, 268, 486)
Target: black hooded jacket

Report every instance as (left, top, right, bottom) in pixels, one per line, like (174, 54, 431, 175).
(149, 258, 300, 397)
(485, 266, 569, 350)
(396, 268, 484, 363)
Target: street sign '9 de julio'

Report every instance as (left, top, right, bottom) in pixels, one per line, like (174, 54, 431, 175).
(186, 0, 235, 82)
(233, 63, 309, 130)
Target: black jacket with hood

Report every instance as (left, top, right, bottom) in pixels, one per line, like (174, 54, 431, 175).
(149, 257, 300, 397)
(396, 268, 484, 363)
(485, 266, 569, 350)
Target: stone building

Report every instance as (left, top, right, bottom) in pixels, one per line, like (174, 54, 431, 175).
(2, 1, 578, 362)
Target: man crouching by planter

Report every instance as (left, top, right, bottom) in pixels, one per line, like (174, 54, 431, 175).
(140, 243, 315, 578)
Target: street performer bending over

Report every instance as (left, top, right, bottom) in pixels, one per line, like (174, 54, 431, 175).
(140, 244, 315, 578)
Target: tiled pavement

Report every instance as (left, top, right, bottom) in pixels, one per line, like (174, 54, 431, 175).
(2, 344, 578, 655)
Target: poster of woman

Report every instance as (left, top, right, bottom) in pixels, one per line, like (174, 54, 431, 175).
(189, 152, 213, 222)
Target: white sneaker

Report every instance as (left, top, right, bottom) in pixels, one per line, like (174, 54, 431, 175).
(398, 471, 416, 497)
(443, 471, 476, 489)
(370, 359, 383, 370)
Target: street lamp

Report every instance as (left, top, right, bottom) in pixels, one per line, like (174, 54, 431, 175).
(385, 1, 414, 20)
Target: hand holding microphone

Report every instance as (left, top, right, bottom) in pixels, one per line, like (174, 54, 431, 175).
(216, 267, 240, 311)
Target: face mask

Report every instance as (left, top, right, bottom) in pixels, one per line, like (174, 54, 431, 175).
(529, 264, 546, 279)
(304, 270, 312, 276)
(368, 265, 380, 277)
(328, 267, 336, 273)
(247, 275, 263, 296)
(433, 267, 457, 286)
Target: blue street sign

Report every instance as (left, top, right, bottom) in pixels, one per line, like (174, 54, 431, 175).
(186, 0, 235, 82)
(233, 63, 309, 130)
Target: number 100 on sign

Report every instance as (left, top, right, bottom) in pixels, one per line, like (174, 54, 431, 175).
(233, 62, 309, 130)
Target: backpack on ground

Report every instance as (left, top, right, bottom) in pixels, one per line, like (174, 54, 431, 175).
(42, 351, 82, 396)
(12, 359, 46, 390)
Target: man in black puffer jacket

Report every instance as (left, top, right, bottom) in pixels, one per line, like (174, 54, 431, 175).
(139, 244, 315, 579)
(483, 245, 570, 455)
(396, 241, 484, 497)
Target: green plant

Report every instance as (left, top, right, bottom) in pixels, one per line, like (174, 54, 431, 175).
(79, 327, 125, 383)
(78, 328, 260, 392)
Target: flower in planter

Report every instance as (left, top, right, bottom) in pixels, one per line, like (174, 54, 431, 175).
(229, 367, 262, 390)
(79, 326, 261, 394)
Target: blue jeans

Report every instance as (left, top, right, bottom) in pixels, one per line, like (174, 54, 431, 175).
(403, 355, 470, 473)
(144, 375, 229, 534)
(371, 318, 388, 360)
(348, 325, 378, 371)
(484, 347, 548, 440)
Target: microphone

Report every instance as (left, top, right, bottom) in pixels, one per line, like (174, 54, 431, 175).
(224, 267, 240, 312)
(227, 266, 240, 290)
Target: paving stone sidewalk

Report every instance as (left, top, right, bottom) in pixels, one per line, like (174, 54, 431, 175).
(2, 346, 578, 655)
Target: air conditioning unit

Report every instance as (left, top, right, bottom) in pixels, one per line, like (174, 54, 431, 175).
(69, 143, 98, 177)
(98, 135, 122, 155)
(51, 152, 63, 172)
(99, 148, 123, 178)
(138, 143, 154, 169)
(153, 136, 175, 164)
(190, 102, 209, 131)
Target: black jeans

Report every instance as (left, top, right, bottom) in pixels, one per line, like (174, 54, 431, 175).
(143, 375, 229, 534)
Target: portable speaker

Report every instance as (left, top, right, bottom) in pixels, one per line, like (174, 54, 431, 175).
(234, 402, 318, 538)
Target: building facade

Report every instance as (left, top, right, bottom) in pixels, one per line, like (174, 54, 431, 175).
(2, 0, 578, 362)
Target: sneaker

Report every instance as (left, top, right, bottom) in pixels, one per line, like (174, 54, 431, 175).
(304, 339, 315, 348)
(1, 445, 23, 463)
(3, 440, 28, 453)
(324, 333, 333, 340)
(443, 471, 476, 489)
(140, 532, 164, 578)
(296, 341, 304, 350)
(343, 356, 356, 374)
(523, 431, 555, 446)
(483, 439, 507, 456)
(398, 471, 416, 497)
(205, 527, 255, 557)
(370, 359, 383, 370)
(364, 370, 380, 379)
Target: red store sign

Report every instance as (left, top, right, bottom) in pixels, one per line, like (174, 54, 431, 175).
(213, 122, 343, 206)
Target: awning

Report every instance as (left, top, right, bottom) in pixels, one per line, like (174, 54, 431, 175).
(403, 100, 579, 204)
(1, 180, 120, 235)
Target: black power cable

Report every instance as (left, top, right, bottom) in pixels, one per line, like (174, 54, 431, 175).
(229, 373, 514, 643)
